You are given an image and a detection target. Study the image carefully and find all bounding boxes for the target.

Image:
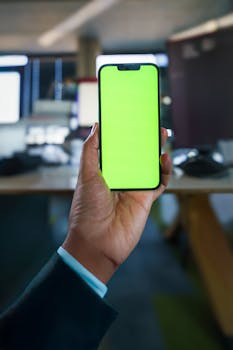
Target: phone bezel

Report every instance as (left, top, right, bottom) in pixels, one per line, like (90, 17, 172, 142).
(98, 62, 161, 191)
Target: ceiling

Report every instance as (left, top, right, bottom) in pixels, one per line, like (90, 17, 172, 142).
(0, 0, 232, 54)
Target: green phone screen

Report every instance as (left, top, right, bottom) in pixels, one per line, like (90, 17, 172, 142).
(99, 63, 160, 190)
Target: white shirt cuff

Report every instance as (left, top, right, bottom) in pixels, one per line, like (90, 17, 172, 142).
(57, 246, 108, 298)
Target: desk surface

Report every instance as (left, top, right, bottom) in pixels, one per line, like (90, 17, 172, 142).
(0, 166, 232, 195)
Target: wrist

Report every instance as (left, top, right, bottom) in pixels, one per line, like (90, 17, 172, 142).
(62, 235, 118, 284)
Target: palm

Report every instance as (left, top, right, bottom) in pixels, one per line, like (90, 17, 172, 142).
(71, 171, 164, 265)
(109, 191, 153, 263)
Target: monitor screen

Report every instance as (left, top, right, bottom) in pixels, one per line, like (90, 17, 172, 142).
(0, 71, 20, 124)
(78, 80, 98, 127)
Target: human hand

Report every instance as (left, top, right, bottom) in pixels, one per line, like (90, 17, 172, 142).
(63, 123, 172, 283)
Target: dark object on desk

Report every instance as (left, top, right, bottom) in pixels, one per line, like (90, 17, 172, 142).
(0, 153, 42, 176)
(179, 152, 228, 178)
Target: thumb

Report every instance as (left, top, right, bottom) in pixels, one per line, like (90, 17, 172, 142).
(79, 123, 99, 181)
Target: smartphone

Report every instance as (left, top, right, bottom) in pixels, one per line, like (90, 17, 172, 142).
(98, 63, 160, 190)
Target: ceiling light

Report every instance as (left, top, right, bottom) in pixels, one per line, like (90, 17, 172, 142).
(170, 20, 218, 41)
(170, 12, 233, 41)
(39, 0, 121, 47)
(218, 12, 233, 28)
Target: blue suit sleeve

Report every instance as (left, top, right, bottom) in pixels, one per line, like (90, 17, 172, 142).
(0, 254, 117, 350)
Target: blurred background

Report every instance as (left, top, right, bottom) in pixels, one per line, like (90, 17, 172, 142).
(0, 1, 233, 349)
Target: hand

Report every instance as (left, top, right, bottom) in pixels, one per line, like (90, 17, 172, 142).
(63, 123, 172, 284)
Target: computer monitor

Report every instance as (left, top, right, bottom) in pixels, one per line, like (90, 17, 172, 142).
(78, 79, 98, 127)
(0, 71, 20, 124)
(96, 53, 168, 74)
(168, 27, 233, 148)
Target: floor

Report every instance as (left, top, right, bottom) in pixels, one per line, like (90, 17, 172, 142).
(101, 215, 192, 350)
(99, 194, 233, 350)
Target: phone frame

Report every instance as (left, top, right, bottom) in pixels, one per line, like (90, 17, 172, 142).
(98, 62, 161, 191)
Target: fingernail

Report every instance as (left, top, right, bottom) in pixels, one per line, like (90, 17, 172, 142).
(90, 123, 97, 136)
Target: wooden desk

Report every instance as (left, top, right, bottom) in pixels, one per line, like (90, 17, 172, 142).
(0, 165, 232, 195)
(168, 170, 233, 337)
(0, 166, 79, 195)
(0, 166, 233, 336)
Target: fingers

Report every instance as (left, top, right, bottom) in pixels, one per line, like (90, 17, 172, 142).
(160, 153, 172, 187)
(152, 153, 172, 201)
(79, 123, 99, 181)
(86, 122, 99, 148)
(161, 127, 168, 148)
(79, 124, 171, 188)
